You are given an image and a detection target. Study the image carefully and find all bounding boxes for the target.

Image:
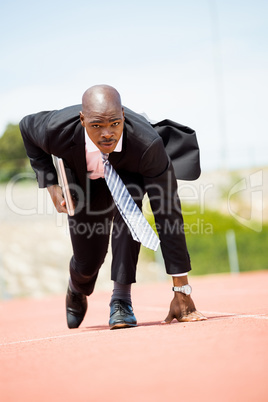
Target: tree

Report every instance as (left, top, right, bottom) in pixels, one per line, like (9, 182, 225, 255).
(0, 124, 30, 182)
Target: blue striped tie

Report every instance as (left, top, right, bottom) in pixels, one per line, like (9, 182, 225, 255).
(102, 153, 160, 251)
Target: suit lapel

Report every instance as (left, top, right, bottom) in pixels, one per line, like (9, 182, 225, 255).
(63, 124, 88, 191)
(109, 126, 127, 168)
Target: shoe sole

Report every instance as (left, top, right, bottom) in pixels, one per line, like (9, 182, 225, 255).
(110, 322, 137, 330)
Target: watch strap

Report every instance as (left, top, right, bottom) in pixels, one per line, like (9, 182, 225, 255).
(172, 285, 192, 295)
(173, 286, 184, 292)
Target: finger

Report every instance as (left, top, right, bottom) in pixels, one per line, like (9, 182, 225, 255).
(195, 311, 207, 320)
(161, 312, 175, 324)
(178, 311, 207, 322)
(56, 203, 67, 214)
(59, 199, 68, 214)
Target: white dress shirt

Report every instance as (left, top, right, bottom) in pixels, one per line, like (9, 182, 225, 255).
(85, 128, 123, 180)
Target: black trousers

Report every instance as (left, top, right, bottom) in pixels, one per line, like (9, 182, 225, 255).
(68, 177, 144, 295)
(68, 173, 191, 296)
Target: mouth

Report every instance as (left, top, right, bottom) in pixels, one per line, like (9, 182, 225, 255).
(99, 140, 117, 150)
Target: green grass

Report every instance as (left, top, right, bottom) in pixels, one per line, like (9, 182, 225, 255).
(142, 204, 268, 276)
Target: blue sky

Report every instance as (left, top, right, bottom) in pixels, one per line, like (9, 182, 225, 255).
(1, 0, 267, 171)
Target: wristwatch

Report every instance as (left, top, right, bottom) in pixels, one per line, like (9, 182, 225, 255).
(172, 284, 192, 296)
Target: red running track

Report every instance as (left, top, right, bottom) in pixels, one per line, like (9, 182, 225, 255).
(1, 271, 268, 402)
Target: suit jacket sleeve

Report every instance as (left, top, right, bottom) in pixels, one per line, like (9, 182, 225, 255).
(140, 137, 191, 274)
(19, 112, 58, 188)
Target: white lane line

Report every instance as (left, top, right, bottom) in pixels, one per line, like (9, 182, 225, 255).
(0, 329, 109, 347)
(0, 310, 267, 347)
(203, 311, 268, 320)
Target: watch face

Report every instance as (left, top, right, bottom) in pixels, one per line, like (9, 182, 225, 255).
(183, 285, 192, 295)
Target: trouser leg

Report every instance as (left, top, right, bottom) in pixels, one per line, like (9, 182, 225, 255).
(111, 175, 145, 284)
(68, 207, 113, 295)
(68, 179, 114, 295)
(111, 208, 141, 284)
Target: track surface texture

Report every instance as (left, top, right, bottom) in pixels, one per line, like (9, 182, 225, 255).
(1, 271, 268, 402)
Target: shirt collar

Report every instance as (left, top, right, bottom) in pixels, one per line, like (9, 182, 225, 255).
(85, 128, 123, 153)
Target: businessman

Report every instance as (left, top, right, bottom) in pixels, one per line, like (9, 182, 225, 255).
(20, 84, 206, 329)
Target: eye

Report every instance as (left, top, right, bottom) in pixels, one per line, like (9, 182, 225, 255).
(92, 124, 100, 128)
(112, 122, 120, 126)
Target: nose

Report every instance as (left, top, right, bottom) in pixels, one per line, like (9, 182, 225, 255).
(101, 128, 113, 138)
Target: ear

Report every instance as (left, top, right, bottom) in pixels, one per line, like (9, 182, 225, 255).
(122, 107, 125, 120)
(80, 111, 85, 127)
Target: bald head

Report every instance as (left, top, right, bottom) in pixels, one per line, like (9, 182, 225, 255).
(80, 84, 125, 154)
(82, 85, 122, 116)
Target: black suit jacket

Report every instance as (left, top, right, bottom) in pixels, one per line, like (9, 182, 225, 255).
(20, 104, 200, 188)
(19, 105, 200, 273)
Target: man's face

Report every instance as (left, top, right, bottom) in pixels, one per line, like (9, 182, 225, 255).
(80, 104, 124, 154)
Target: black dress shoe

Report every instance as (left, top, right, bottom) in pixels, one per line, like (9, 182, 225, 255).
(66, 286, 87, 329)
(109, 299, 137, 330)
